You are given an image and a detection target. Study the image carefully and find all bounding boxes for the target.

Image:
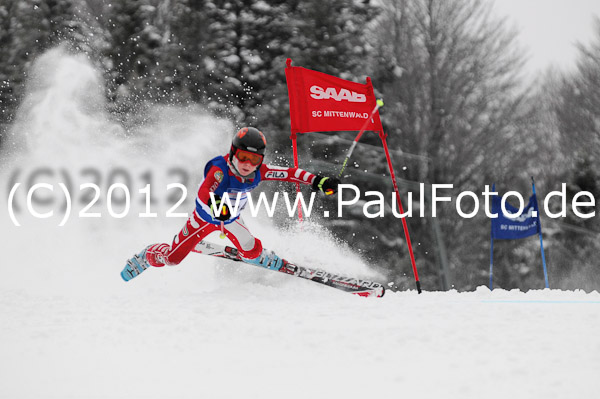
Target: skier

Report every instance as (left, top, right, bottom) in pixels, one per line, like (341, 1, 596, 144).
(121, 127, 340, 281)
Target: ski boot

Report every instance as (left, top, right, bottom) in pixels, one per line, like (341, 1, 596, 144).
(145, 243, 170, 267)
(121, 247, 152, 281)
(242, 248, 285, 271)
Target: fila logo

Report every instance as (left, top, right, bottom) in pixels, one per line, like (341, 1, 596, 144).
(309, 85, 366, 102)
(265, 171, 288, 179)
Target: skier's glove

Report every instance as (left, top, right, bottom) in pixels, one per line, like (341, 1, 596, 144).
(312, 175, 340, 196)
(209, 195, 231, 221)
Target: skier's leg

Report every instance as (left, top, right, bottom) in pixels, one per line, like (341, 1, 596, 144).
(122, 213, 218, 281)
(222, 217, 263, 259)
(224, 218, 284, 270)
(146, 212, 219, 267)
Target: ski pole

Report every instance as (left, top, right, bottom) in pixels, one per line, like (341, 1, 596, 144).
(220, 221, 226, 239)
(337, 99, 384, 179)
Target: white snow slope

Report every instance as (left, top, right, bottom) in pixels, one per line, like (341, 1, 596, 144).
(1, 49, 599, 399)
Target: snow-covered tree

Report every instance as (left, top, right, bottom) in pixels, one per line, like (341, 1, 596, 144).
(0, 0, 100, 126)
(555, 18, 600, 164)
(103, 0, 188, 120)
(352, 0, 532, 289)
(544, 17, 600, 292)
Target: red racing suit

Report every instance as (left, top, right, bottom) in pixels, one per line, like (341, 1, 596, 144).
(146, 154, 317, 267)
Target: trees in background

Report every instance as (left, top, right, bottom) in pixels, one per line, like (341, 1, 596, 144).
(544, 17, 600, 291)
(0, 0, 100, 127)
(349, 0, 532, 289)
(99, 0, 377, 132)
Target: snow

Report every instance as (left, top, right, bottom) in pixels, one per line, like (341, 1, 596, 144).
(1, 282, 599, 398)
(1, 49, 599, 399)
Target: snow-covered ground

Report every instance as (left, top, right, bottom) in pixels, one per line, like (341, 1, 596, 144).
(1, 49, 599, 399)
(1, 279, 599, 399)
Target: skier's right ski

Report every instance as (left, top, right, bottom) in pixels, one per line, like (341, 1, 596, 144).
(193, 241, 385, 298)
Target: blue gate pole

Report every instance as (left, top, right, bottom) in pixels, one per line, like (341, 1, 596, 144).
(532, 178, 549, 289)
(538, 233, 549, 289)
(489, 183, 496, 290)
(489, 237, 494, 290)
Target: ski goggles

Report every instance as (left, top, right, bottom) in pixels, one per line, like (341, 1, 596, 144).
(234, 149, 264, 166)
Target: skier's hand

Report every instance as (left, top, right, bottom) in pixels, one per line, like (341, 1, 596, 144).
(210, 195, 231, 221)
(312, 175, 341, 196)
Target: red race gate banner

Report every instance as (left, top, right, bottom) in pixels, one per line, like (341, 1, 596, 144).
(284, 58, 422, 293)
(285, 59, 383, 135)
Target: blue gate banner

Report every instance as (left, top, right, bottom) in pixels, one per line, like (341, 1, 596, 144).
(491, 193, 540, 240)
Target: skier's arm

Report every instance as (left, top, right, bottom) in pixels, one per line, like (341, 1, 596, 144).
(196, 166, 230, 221)
(260, 164, 317, 185)
(260, 164, 340, 195)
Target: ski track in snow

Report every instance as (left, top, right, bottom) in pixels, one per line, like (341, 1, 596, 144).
(1, 48, 599, 399)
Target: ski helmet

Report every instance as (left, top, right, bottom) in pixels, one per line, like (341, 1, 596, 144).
(229, 127, 267, 165)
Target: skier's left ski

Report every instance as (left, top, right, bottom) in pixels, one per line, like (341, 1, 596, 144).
(192, 241, 385, 298)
